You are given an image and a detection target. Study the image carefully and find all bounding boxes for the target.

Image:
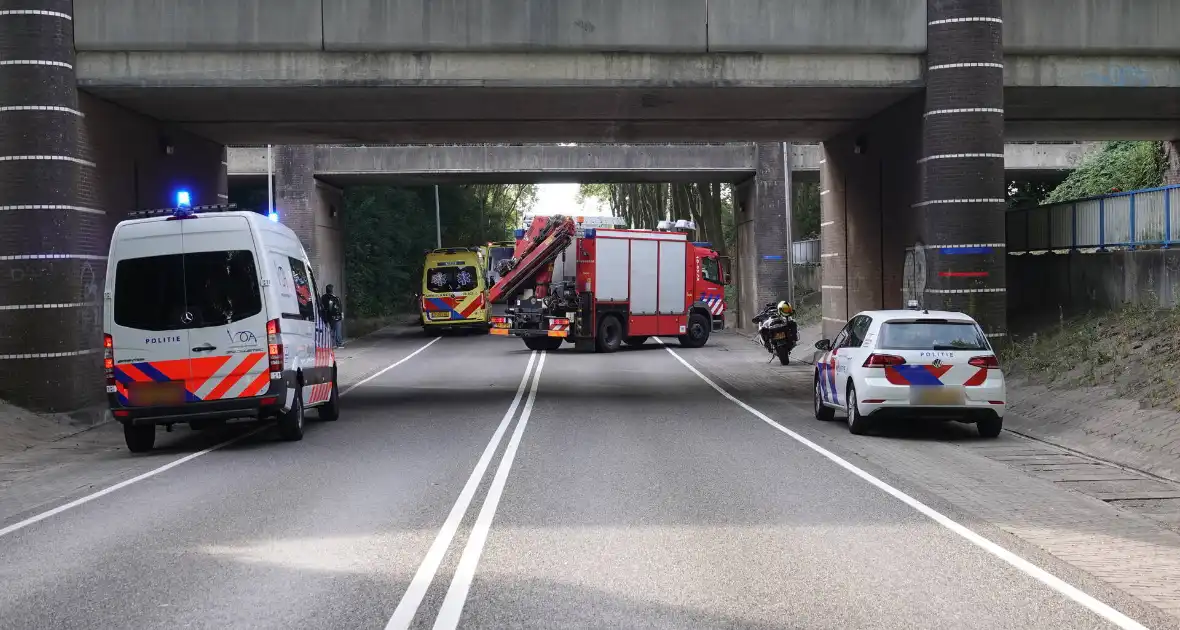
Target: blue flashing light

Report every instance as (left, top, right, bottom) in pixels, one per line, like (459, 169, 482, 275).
(268, 210, 279, 222)
(583, 228, 596, 239)
(692, 242, 713, 248)
(513, 229, 525, 239)
(175, 190, 191, 208)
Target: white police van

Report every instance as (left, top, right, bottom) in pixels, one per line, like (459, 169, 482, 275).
(103, 194, 338, 452)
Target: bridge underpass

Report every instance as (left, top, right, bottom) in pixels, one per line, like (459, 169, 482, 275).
(225, 141, 1098, 333)
(2, 0, 1179, 412)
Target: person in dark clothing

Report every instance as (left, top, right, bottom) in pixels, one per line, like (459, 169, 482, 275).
(321, 284, 344, 347)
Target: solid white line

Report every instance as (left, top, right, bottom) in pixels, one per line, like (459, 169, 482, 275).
(653, 339, 1151, 630)
(432, 351, 546, 630)
(385, 351, 539, 630)
(0, 424, 270, 539)
(0, 336, 439, 540)
(341, 337, 441, 396)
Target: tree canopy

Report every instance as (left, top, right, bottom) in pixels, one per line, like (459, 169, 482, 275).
(1045, 141, 1167, 203)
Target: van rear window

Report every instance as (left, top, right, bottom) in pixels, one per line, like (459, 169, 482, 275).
(114, 251, 262, 331)
(426, 265, 478, 293)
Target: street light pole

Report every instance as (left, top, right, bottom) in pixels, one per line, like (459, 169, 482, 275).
(434, 184, 442, 249)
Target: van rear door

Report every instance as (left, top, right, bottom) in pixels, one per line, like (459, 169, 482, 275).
(181, 215, 271, 402)
(109, 221, 192, 406)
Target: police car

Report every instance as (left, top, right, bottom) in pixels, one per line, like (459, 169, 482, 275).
(812, 307, 1005, 437)
(103, 194, 339, 452)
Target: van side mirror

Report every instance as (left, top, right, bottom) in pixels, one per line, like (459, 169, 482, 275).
(814, 339, 832, 351)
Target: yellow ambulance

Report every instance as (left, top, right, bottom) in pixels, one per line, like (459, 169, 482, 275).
(420, 247, 490, 334)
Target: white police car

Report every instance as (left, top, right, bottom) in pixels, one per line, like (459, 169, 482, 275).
(812, 308, 1005, 437)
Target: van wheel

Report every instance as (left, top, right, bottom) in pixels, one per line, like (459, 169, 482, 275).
(596, 315, 623, 353)
(124, 423, 155, 453)
(278, 388, 305, 441)
(319, 377, 340, 422)
(623, 336, 649, 347)
(678, 312, 711, 348)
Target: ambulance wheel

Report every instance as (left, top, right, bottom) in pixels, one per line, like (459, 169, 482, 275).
(123, 423, 155, 453)
(278, 388, 305, 441)
(319, 375, 340, 422)
(678, 313, 711, 348)
(524, 336, 562, 351)
(596, 315, 623, 353)
(422, 326, 439, 337)
(623, 336, 649, 347)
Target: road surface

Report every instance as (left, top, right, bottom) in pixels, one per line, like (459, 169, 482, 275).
(0, 327, 1170, 630)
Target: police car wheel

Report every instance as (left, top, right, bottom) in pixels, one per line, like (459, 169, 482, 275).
(977, 416, 1003, 438)
(319, 377, 340, 422)
(124, 423, 155, 453)
(846, 384, 871, 436)
(813, 378, 834, 421)
(278, 389, 305, 442)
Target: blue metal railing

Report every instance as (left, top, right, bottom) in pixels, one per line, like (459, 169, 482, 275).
(1006, 184, 1180, 254)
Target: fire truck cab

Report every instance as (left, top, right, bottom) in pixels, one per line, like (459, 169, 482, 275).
(489, 215, 729, 352)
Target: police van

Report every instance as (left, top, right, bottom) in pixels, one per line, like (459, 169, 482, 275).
(103, 195, 338, 452)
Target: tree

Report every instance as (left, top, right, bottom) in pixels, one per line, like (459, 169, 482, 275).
(577, 182, 733, 256)
(794, 181, 821, 239)
(1046, 141, 1166, 203)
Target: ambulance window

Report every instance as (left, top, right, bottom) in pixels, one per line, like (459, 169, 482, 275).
(702, 257, 721, 284)
(287, 257, 315, 321)
(113, 255, 186, 331)
(184, 250, 262, 328)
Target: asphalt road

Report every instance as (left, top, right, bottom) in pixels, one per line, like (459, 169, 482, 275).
(0, 330, 1157, 629)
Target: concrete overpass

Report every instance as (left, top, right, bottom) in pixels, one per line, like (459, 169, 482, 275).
(226, 142, 1101, 185)
(2, 0, 1179, 412)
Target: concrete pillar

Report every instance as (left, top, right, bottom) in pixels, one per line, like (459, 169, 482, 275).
(0, 1, 103, 412)
(820, 96, 924, 339)
(313, 180, 346, 313)
(274, 145, 318, 263)
(1165, 140, 1180, 186)
(752, 143, 791, 306)
(919, 0, 1007, 338)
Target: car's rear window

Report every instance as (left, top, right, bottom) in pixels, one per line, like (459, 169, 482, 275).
(425, 265, 478, 293)
(878, 320, 989, 351)
(114, 251, 262, 331)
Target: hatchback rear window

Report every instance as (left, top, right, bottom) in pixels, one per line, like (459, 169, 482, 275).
(878, 321, 989, 351)
(114, 251, 262, 331)
(426, 265, 478, 293)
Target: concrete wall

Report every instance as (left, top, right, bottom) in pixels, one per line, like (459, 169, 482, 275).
(707, 0, 926, 53)
(1004, 0, 1180, 55)
(313, 180, 346, 312)
(1008, 250, 1180, 317)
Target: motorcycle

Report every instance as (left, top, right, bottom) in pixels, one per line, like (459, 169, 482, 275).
(752, 302, 798, 365)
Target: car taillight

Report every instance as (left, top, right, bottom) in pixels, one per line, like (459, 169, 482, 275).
(103, 334, 116, 391)
(863, 353, 906, 368)
(491, 316, 508, 324)
(969, 355, 1001, 369)
(267, 319, 283, 372)
(552, 318, 569, 325)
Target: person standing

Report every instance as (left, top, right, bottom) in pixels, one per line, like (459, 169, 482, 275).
(321, 284, 344, 347)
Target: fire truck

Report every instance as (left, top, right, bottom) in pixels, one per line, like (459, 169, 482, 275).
(488, 215, 730, 352)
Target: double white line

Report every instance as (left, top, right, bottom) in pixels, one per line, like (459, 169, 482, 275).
(385, 350, 548, 630)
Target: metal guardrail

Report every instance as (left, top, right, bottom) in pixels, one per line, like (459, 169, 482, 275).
(792, 239, 820, 264)
(1007, 184, 1180, 253)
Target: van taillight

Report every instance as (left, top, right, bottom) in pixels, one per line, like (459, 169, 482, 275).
(863, 353, 906, 368)
(267, 319, 283, 373)
(103, 334, 116, 392)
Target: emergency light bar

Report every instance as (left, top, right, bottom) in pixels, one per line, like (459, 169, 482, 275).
(127, 203, 239, 219)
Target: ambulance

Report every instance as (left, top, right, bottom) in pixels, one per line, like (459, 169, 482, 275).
(103, 195, 339, 453)
(420, 247, 491, 334)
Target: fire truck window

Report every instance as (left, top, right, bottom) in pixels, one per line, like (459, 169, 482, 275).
(702, 257, 722, 284)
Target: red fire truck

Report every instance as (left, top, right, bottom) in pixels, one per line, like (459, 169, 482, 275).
(488, 215, 729, 352)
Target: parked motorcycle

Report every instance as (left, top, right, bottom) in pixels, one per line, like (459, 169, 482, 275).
(752, 301, 799, 365)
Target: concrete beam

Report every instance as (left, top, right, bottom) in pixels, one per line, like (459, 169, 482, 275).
(226, 143, 1101, 180)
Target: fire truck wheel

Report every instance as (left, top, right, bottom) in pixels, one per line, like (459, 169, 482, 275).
(524, 336, 563, 352)
(596, 315, 624, 353)
(623, 336, 649, 347)
(678, 312, 711, 348)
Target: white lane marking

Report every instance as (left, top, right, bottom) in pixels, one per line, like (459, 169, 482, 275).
(432, 351, 546, 630)
(0, 336, 439, 539)
(385, 351, 540, 630)
(0, 424, 270, 539)
(341, 337, 441, 396)
(654, 339, 1151, 630)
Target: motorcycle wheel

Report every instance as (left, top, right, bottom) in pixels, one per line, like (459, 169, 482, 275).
(776, 344, 791, 365)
